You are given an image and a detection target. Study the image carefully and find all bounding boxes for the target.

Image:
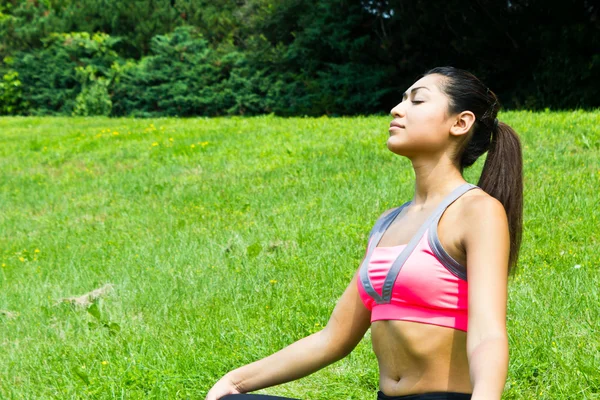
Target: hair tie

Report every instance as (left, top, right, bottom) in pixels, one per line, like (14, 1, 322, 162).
(493, 118, 499, 130)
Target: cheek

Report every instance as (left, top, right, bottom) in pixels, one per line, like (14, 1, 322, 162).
(410, 105, 446, 128)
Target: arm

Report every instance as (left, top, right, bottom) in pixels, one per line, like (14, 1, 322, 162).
(463, 196, 510, 400)
(205, 272, 371, 399)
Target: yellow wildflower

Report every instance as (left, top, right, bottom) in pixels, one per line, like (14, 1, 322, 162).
(34, 249, 40, 253)
(190, 144, 196, 148)
(18, 257, 25, 262)
(269, 279, 277, 284)
(101, 361, 108, 365)
(152, 142, 159, 147)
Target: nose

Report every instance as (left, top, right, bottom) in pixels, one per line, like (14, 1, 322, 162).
(390, 101, 405, 118)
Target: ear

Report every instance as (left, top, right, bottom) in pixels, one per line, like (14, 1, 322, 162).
(449, 111, 476, 137)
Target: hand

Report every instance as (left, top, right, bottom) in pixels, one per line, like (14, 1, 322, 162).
(205, 374, 244, 400)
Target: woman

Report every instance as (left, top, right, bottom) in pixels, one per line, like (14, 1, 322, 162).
(205, 66, 523, 400)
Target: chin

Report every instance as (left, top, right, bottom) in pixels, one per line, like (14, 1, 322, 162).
(386, 136, 409, 156)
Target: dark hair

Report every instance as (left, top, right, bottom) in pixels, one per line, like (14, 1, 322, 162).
(424, 66, 523, 273)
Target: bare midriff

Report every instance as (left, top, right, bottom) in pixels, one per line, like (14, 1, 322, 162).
(371, 320, 473, 396)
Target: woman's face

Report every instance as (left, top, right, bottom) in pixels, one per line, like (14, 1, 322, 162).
(387, 74, 456, 158)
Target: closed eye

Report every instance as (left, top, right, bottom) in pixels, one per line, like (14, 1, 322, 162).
(411, 100, 424, 104)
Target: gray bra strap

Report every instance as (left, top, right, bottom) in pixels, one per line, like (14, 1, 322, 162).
(360, 203, 410, 303)
(360, 183, 477, 304)
(428, 223, 467, 281)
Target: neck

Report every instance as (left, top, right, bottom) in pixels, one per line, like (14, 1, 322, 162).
(410, 156, 466, 207)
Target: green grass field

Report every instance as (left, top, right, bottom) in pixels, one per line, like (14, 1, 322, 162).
(0, 112, 599, 399)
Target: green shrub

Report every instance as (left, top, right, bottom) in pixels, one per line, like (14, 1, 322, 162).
(111, 26, 273, 117)
(72, 65, 112, 116)
(0, 69, 27, 115)
(9, 31, 121, 115)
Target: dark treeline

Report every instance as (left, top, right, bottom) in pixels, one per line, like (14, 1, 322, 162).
(0, 0, 598, 116)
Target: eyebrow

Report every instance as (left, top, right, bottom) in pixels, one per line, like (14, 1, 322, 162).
(402, 86, 430, 100)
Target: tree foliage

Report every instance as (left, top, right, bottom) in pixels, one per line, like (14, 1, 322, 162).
(0, 0, 598, 116)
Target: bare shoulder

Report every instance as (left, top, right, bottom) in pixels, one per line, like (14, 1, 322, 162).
(456, 189, 509, 247)
(376, 204, 405, 221)
(458, 189, 507, 225)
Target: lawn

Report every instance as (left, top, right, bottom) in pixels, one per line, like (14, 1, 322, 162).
(0, 112, 599, 399)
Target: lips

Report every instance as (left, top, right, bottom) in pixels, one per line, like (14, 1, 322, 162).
(389, 121, 405, 129)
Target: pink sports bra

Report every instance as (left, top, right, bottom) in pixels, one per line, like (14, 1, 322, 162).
(357, 183, 477, 332)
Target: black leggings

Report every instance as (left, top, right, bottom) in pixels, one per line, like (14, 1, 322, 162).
(377, 392, 471, 400)
(222, 392, 471, 400)
(221, 396, 299, 400)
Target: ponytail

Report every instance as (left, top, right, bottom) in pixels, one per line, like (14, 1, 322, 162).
(477, 121, 523, 273)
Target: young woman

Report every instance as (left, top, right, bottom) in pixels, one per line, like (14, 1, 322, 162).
(205, 66, 523, 400)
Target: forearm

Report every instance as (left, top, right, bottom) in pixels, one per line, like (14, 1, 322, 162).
(469, 335, 508, 400)
(228, 330, 341, 393)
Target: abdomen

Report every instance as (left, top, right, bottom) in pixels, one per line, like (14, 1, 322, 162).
(371, 320, 472, 396)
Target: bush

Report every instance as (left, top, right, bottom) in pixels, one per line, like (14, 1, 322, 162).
(8, 31, 121, 115)
(111, 26, 273, 117)
(0, 69, 27, 115)
(72, 65, 112, 116)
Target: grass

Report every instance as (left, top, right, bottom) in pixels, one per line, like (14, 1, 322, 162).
(0, 111, 598, 399)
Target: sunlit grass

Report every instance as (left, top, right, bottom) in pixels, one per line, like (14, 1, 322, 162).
(0, 111, 599, 399)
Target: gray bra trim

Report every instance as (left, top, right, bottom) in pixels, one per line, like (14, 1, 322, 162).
(427, 223, 468, 281)
(359, 183, 477, 304)
(360, 203, 410, 303)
